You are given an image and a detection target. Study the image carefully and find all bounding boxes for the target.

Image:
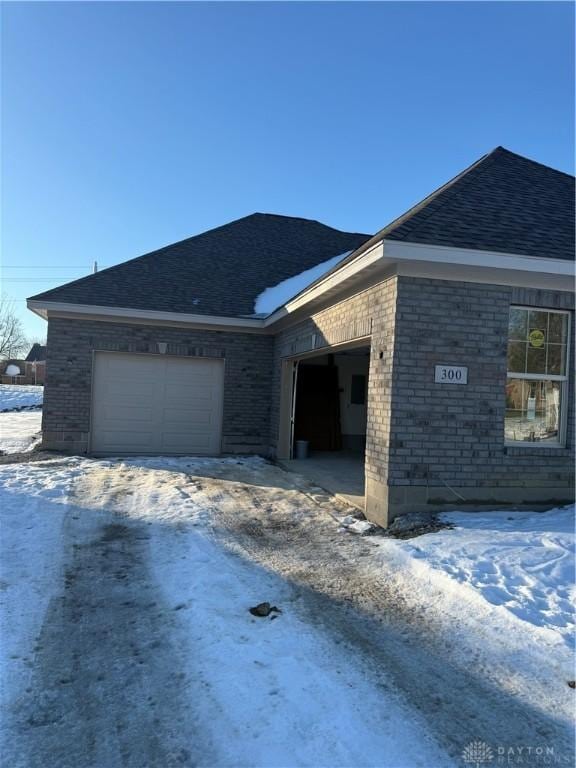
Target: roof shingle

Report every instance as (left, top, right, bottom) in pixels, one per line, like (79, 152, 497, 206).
(25, 343, 46, 362)
(29, 148, 574, 319)
(381, 147, 574, 260)
(30, 214, 370, 317)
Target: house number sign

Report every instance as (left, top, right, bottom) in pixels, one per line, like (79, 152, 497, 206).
(434, 365, 468, 384)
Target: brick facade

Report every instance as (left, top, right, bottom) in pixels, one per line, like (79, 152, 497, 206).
(43, 318, 273, 454)
(271, 276, 399, 521)
(42, 276, 574, 525)
(271, 276, 574, 524)
(385, 278, 575, 520)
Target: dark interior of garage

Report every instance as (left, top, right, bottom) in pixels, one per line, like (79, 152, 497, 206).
(293, 348, 370, 454)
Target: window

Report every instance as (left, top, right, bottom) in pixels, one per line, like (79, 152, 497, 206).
(505, 307, 570, 445)
(350, 374, 367, 405)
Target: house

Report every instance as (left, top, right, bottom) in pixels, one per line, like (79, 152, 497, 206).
(0, 345, 46, 385)
(27, 147, 574, 526)
(24, 344, 47, 384)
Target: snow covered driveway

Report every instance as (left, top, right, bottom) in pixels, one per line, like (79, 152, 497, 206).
(1, 457, 573, 768)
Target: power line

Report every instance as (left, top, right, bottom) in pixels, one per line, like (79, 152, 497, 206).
(2, 280, 84, 283)
(1, 265, 114, 270)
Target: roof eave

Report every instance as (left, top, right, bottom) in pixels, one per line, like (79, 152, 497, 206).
(27, 243, 573, 332)
(26, 300, 267, 331)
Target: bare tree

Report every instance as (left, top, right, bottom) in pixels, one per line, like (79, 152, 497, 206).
(0, 298, 28, 360)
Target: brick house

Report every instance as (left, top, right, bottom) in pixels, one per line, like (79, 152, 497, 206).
(24, 344, 47, 385)
(28, 147, 574, 526)
(0, 345, 46, 385)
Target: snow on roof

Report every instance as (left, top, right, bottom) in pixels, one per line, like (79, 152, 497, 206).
(253, 251, 351, 316)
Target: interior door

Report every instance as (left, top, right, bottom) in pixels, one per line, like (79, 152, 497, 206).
(293, 363, 342, 451)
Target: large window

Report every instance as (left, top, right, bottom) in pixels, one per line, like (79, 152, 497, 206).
(505, 307, 570, 445)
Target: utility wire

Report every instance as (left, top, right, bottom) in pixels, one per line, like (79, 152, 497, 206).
(1, 278, 86, 281)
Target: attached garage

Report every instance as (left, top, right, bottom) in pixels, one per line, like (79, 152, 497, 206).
(91, 352, 224, 455)
(28, 149, 575, 525)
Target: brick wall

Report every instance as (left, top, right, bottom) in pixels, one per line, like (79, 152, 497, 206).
(270, 275, 574, 523)
(388, 277, 575, 510)
(43, 277, 574, 521)
(271, 276, 399, 520)
(43, 318, 273, 454)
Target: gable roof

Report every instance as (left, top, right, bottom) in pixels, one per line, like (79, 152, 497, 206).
(29, 214, 370, 318)
(379, 147, 574, 260)
(25, 343, 47, 362)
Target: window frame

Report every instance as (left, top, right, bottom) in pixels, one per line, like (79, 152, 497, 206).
(350, 374, 367, 406)
(505, 305, 571, 449)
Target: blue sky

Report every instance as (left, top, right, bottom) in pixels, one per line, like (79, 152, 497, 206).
(2, 1, 574, 338)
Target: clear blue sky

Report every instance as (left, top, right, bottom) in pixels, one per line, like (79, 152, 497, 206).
(2, 1, 574, 338)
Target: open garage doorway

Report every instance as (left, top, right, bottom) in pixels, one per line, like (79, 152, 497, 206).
(280, 343, 370, 510)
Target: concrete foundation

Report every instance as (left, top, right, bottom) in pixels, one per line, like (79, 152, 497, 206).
(365, 480, 575, 527)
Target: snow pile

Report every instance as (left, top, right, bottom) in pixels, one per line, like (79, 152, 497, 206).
(339, 514, 376, 534)
(0, 385, 43, 412)
(392, 505, 575, 649)
(0, 411, 42, 454)
(253, 251, 351, 315)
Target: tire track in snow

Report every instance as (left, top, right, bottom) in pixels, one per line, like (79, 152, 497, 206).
(5, 468, 207, 768)
(195, 466, 575, 765)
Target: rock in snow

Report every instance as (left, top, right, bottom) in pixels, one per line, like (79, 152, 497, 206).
(249, 602, 282, 617)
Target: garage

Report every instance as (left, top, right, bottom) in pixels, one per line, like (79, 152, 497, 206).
(277, 344, 370, 510)
(91, 352, 224, 455)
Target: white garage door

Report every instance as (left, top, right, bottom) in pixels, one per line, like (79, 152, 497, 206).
(91, 352, 224, 455)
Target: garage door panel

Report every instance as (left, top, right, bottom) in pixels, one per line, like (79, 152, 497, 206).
(165, 381, 215, 398)
(161, 432, 214, 452)
(98, 417, 158, 432)
(103, 355, 160, 372)
(162, 407, 213, 425)
(102, 381, 158, 399)
(91, 353, 224, 455)
(100, 406, 156, 422)
(95, 431, 156, 451)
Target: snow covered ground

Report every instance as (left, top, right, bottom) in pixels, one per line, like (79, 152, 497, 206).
(388, 507, 575, 650)
(0, 411, 42, 454)
(0, 460, 72, 709)
(1, 457, 452, 767)
(0, 384, 43, 412)
(1, 455, 574, 767)
(0, 385, 43, 454)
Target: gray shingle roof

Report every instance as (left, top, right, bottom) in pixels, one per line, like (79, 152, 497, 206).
(29, 148, 574, 321)
(25, 343, 46, 362)
(381, 147, 574, 260)
(29, 214, 370, 317)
